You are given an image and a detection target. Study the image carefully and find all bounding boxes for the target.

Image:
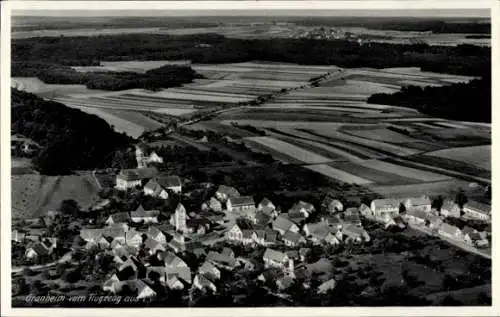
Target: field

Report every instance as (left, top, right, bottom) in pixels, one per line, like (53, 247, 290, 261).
(426, 145, 491, 171)
(13, 60, 490, 198)
(11, 173, 100, 219)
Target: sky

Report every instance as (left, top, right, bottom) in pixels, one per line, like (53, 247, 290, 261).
(13, 9, 490, 18)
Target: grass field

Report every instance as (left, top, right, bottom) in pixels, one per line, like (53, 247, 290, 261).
(11, 173, 100, 219)
(426, 145, 491, 171)
(305, 164, 373, 185)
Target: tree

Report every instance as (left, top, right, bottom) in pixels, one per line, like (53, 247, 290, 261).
(60, 199, 80, 217)
(455, 189, 468, 208)
(63, 269, 82, 283)
(12, 277, 30, 296)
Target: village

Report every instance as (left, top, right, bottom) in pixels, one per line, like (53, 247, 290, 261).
(12, 143, 492, 305)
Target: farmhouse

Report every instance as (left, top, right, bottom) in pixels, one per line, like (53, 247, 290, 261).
(402, 208, 428, 226)
(317, 279, 337, 294)
(272, 215, 300, 235)
(440, 200, 461, 218)
(193, 274, 217, 293)
(157, 175, 182, 194)
(403, 196, 432, 212)
(282, 230, 306, 247)
(258, 197, 276, 212)
(135, 143, 164, 168)
(215, 185, 240, 201)
(263, 248, 293, 272)
(131, 205, 160, 224)
(170, 203, 188, 232)
(289, 201, 315, 218)
(370, 199, 400, 216)
(115, 168, 158, 191)
(342, 224, 370, 243)
(105, 212, 131, 225)
(25, 243, 51, 261)
(227, 196, 255, 213)
(147, 226, 167, 244)
(462, 200, 490, 221)
(143, 179, 169, 199)
(208, 197, 222, 212)
(320, 214, 342, 230)
(324, 198, 343, 213)
(438, 223, 463, 241)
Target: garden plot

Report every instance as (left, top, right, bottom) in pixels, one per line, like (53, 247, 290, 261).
(244, 136, 332, 164)
(426, 145, 491, 171)
(355, 159, 451, 182)
(305, 164, 373, 185)
(73, 60, 191, 73)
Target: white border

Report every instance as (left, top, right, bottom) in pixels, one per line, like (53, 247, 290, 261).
(1, 1, 499, 317)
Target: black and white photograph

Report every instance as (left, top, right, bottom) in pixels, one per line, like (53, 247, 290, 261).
(1, 1, 496, 315)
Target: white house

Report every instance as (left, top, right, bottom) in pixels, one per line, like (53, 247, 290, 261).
(263, 248, 294, 273)
(115, 168, 158, 191)
(272, 215, 300, 235)
(130, 205, 160, 224)
(193, 274, 217, 293)
(157, 175, 182, 194)
(370, 199, 400, 216)
(143, 179, 169, 199)
(462, 200, 490, 221)
(403, 196, 432, 212)
(227, 196, 255, 213)
(440, 200, 461, 218)
(438, 223, 463, 241)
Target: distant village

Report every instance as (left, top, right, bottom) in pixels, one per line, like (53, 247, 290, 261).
(13, 143, 492, 302)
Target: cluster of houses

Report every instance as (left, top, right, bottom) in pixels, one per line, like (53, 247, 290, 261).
(363, 196, 490, 248)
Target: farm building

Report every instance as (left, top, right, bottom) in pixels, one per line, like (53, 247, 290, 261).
(258, 197, 276, 212)
(263, 248, 294, 272)
(342, 224, 370, 243)
(402, 208, 428, 226)
(143, 179, 169, 199)
(115, 167, 158, 191)
(215, 185, 240, 201)
(462, 200, 490, 221)
(370, 199, 401, 216)
(131, 205, 160, 224)
(227, 196, 255, 213)
(403, 196, 432, 212)
(135, 143, 164, 168)
(440, 200, 461, 218)
(289, 201, 315, 218)
(156, 175, 182, 193)
(272, 215, 300, 235)
(438, 223, 463, 241)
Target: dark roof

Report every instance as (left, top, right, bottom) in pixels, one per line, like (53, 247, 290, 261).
(108, 212, 131, 223)
(157, 175, 181, 188)
(255, 211, 272, 224)
(259, 198, 274, 207)
(136, 143, 151, 152)
(119, 168, 158, 181)
(283, 230, 304, 243)
(131, 210, 160, 218)
(464, 200, 491, 214)
(29, 243, 50, 256)
(230, 196, 255, 207)
(263, 248, 287, 263)
(272, 215, 296, 232)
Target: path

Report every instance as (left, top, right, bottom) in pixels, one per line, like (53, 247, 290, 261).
(12, 252, 73, 274)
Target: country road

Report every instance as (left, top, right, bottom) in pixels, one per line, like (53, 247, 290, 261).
(11, 252, 73, 274)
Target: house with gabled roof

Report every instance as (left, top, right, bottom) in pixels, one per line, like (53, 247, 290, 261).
(317, 278, 337, 294)
(403, 196, 432, 212)
(199, 261, 221, 280)
(143, 179, 169, 199)
(289, 201, 315, 218)
(241, 230, 255, 245)
(463, 200, 490, 221)
(320, 214, 342, 230)
(147, 226, 167, 244)
(342, 224, 370, 243)
(402, 208, 428, 226)
(276, 275, 295, 291)
(226, 223, 244, 243)
(438, 223, 463, 241)
(80, 228, 104, 242)
(258, 197, 276, 212)
(166, 276, 185, 290)
(440, 199, 461, 218)
(157, 175, 182, 194)
(227, 196, 255, 213)
(370, 199, 401, 216)
(255, 210, 273, 226)
(115, 167, 158, 190)
(272, 215, 300, 235)
(105, 212, 131, 225)
(144, 238, 166, 255)
(323, 198, 343, 214)
(283, 230, 306, 247)
(206, 250, 237, 269)
(215, 185, 240, 202)
(193, 274, 217, 293)
(131, 205, 160, 224)
(264, 229, 279, 246)
(358, 204, 373, 217)
(125, 229, 145, 247)
(25, 243, 51, 261)
(263, 248, 293, 272)
(208, 197, 222, 212)
(135, 280, 157, 300)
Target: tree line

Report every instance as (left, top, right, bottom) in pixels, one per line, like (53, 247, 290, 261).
(12, 89, 132, 174)
(367, 74, 491, 123)
(13, 33, 490, 76)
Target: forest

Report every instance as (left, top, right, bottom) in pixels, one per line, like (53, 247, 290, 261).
(367, 74, 491, 123)
(12, 34, 490, 77)
(12, 62, 202, 91)
(11, 88, 132, 174)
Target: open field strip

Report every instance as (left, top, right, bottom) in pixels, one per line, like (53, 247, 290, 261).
(161, 87, 257, 99)
(398, 80, 444, 87)
(54, 97, 182, 112)
(303, 128, 422, 156)
(106, 95, 198, 108)
(381, 67, 474, 81)
(425, 145, 491, 171)
(220, 120, 343, 130)
(305, 164, 373, 185)
(61, 104, 145, 138)
(235, 62, 339, 72)
(255, 105, 380, 113)
(269, 127, 383, 160)
(413, 122, 443, 129)
(330, 161, 422, 185)
(369, 179, 472, 198)
(339, 126, 421, 144)
(243, 139, 302, 164)
(130, 90, 251, 103)
(150, 108, 198, 116)
(244, 136, 332, 164)
(87, 96, 198, 110)
(356, 159, 451, 182)
(103, 109, 165, 130)
(430, 121, 471, 129)
(265, 130, 368, 162)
